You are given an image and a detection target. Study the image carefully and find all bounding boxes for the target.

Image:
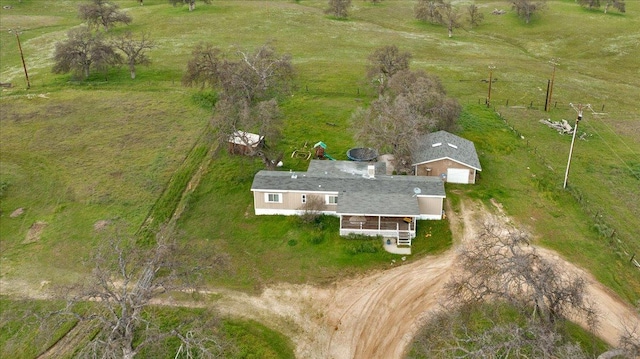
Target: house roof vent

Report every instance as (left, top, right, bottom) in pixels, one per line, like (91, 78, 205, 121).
(432, 142, 442, 147)
(448, 143, 458, 149)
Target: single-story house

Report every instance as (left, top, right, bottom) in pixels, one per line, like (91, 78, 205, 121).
(228, 130, 264, 155)
(412, 131, 482, 184)
(251, 160, 446, 246)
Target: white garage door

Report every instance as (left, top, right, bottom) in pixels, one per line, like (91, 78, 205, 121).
(447, 168, 470, 184)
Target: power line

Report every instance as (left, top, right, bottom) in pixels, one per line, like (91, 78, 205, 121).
(585, 106, 639, 157)
(581, 107, 640, 176)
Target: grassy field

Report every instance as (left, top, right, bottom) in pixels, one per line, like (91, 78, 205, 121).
(0, 297, 295, 358)
(1, 0, 639, 352)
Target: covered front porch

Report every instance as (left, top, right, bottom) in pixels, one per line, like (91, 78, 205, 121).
(340, 215, 415, 246)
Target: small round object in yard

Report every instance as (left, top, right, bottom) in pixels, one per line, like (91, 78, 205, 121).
(347, 147, 378, 162)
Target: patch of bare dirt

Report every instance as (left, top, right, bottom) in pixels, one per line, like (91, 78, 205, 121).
(24, 221, 47, 244)
(93, 220, 111, 232)
(10, 207, 24, 218)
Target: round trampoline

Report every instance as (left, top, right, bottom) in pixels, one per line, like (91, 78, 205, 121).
(346, 147, 378, 162)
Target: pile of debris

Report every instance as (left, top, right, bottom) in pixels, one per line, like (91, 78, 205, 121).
(492, 8, 507, 15)
(539, 119, 590, 140)
(540, 118, 574, 134)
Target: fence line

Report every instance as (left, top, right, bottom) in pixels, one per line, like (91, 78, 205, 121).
(493, 111, 638, 270)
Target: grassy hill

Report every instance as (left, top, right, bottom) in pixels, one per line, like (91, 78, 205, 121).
(1, 0, 638, 313)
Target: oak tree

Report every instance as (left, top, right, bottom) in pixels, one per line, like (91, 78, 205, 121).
(169, 0, 212, 12)
(577, 0, 625, 13)
(325, 0, 351, 19)
(59, 224, 230, 359)
(184, 43, 294, 169)
(509, 0, 545, 24)
(440, 2, 462, 38)
(111, 32, 154, 79)
(467, 3, 484, 29)
(352, 70, 460, 172)
(416, 0, 470, 37)
(367, 45, 412, 94)
(415, 0, 444, 24)
(446, 216, 598, 327)
(78, 0, 132, 31)
(52, 27, 120, 80)
(411, 308, 590, 359)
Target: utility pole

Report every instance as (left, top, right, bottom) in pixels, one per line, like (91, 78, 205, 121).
(9, 28, 31, 89)
(487, 65, 495, 108)
(563, 103, 587, 189)
(545, 59, 558, 112)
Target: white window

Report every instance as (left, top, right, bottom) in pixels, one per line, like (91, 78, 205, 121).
(265, 193, 282, 203)
(325, 195, 338, 205)
(301, 194, 307, 203)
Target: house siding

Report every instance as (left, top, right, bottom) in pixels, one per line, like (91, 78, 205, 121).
(415, 159, 476, 184)
(417, 197, 444, 219)
(253, 191, 337, 214)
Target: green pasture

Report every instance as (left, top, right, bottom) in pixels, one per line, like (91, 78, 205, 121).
(0, 0, 638, 340)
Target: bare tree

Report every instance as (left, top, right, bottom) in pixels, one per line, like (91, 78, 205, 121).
(578, 0, 625, 13)
(58, 224, 230, 359)
(325, 0, 351, 19)
(415, 0, 444, 24)
(169, 0, 212, 12)
(466, 3, 484, 29)
(598, 319, 640, 359)
(603, 0, 625, 13)
(509, 0, 545, 24)
(78, 0, 132, 31)
(411, 307, 589, 359)
(111, 32, 154, 79)
(184, 43, 293, 169)
(386, 70, 461, 132)
(352, 95, 427, 172)
(440, 2, 462, 38)
(415, 0, 465, 37)
(52, 27, 120, 80)
(446, 216, 598, 327)
(367, 45, 412, 94)
(353, 69, 460, 172)
(182, 43, 224, 89)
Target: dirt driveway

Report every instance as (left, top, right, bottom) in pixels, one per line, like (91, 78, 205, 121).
(209, 199, 640, 358)
(2, 199, 638, 358)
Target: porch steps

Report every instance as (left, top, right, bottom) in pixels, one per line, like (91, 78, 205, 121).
(397, 232, 411, 246)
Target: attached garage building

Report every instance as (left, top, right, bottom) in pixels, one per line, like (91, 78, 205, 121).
(412, 131, 482, 184)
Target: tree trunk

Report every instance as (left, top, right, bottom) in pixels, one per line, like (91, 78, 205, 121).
(129, 63, 136, 79)
(448, 25, 453, 38)
(189, 2, 195, 11)
(83, 65, 90, 79)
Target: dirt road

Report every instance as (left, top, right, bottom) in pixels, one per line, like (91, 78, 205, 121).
(208, 199, 639, 358)
(2, 200, 638, 358)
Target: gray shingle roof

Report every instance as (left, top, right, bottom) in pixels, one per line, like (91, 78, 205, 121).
(412, 131, 482, 170)
(251, 160, 445, 216)
(337, 192, 421, 216)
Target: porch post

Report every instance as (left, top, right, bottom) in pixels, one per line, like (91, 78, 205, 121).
(378, 216, 381, 231)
